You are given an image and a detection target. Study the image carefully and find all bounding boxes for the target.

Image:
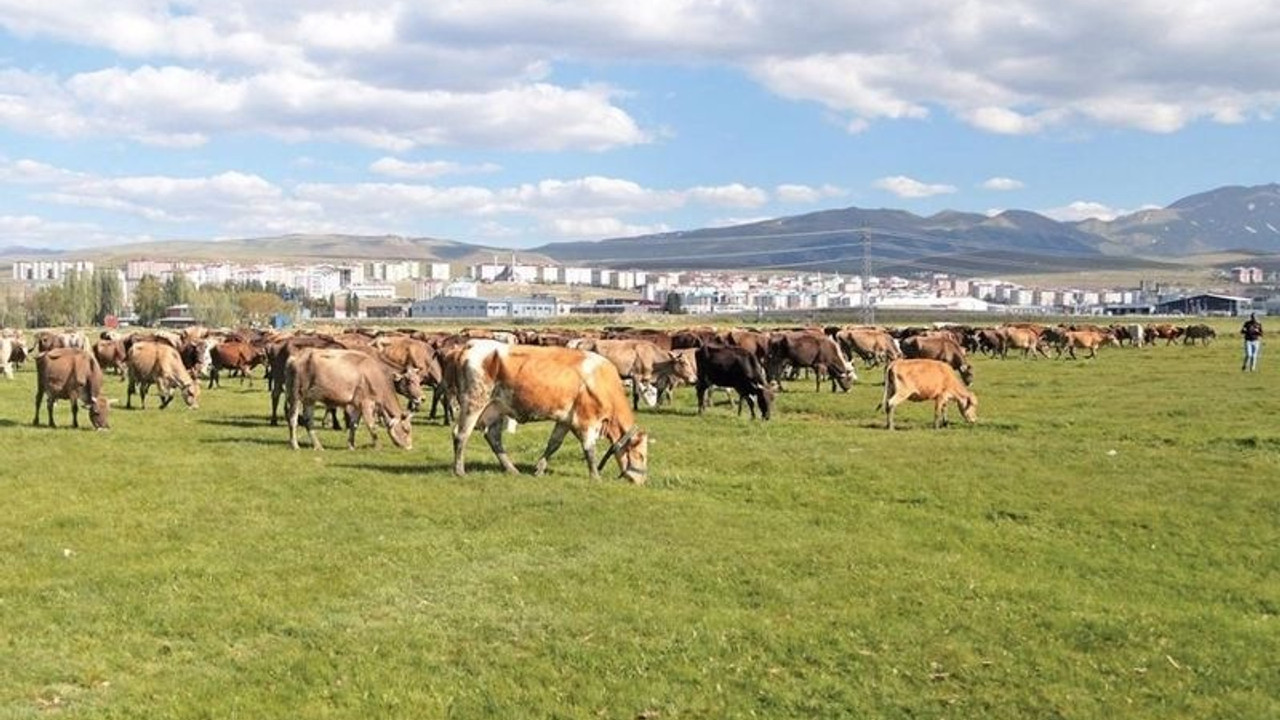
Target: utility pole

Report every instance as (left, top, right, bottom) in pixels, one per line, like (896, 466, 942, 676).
(860, 230, 874, 325)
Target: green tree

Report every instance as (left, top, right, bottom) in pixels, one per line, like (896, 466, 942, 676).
(191, 287, 238, 327)
(163, 271, 195, 308)
(346, 292, 360, 318)
(238, 291, 286, 325)
(663, 292, 685, 314)
(93, 268, 124, 324)
(133, 274, 166, 326)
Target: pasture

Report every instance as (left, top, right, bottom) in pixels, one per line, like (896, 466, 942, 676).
(1, 323, 1278, 719)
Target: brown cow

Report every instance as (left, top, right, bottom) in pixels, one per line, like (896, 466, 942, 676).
(1000, 325, 1049, 359)
(34, 348, 110, 429)
(569, 338, 699, 410)
(1062, 329, 1118, 359)
(93, 335, 129, 378)
(880, 358, 978, 430)
(126, 340, 201, 409)
(2, 332, 29, 379)
(767, 331, 855, 391)
(899, 334, 974, 385)
(207, 339, 265, 388)
(834, 327, 901, 367)
(1148, 323, 1184, 345)
(449, 340, 649, 483)
(284, 348, 416, 451)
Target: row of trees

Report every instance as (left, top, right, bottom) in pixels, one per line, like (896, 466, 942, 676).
(9, 270, 299, 329)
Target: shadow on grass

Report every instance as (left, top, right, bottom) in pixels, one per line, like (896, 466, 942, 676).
(198, 436, 286, 447)
(198, 415, 274, 428)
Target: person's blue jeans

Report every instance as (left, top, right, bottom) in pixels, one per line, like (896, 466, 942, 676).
(1243, 339, 1261, 371)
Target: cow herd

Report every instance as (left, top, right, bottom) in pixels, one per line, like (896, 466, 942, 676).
(0, 318, 1221, 483)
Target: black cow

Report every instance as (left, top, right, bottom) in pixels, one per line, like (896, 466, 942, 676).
(695, 344, 775, 420)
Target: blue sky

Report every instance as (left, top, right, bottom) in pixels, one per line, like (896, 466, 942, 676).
(1, 1, 1278, 251)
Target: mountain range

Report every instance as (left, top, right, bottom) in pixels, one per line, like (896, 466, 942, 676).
(3, 184, 1280, 276)
(535, 183, 1280, 275)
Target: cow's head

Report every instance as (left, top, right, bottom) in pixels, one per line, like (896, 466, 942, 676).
(88, 394, 111, 430)
(178, 378, 201, 409)
(671, 349, 699, 385)
(387, 413, 414, 450)
(959, 362, 975, 386)
(393, 367, 425, 412)
(599, 425, 649, 484)
(757, 384, 776, 420)
(959, 391, 978, 424)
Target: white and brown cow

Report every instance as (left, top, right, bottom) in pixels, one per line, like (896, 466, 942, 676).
(879, 358, 978, 431)
(449, 340, 649, 483)
(34, 348, 110, 429)
(284, 348, 416, 451)
(126, 340, 201, 409)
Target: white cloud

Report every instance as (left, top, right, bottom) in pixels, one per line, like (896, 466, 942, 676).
(1040, 201, 1126, 222)
(0, 214, 146, 249)
(874, 176, 957, 199)
(685, 183, 769, 208)
(545, 217, 669, 239)
(981, 177, 1025, 191)
(0, 0, 1277, 147)
(775, 183, 846, 203)
(0, 66, 651, 151)
(369, 157, 502, 179)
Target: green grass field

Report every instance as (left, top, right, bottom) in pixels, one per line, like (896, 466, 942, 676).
(2, 323, 1278, 719)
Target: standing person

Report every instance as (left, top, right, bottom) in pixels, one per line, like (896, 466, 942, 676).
(1241, 313, 1263, 371)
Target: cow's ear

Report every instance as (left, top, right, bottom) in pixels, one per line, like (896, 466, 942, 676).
(392, 372, 405, 382)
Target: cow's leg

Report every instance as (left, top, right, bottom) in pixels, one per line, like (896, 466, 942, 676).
(579, 424, 603, 480)
(126, 376, 135, 409)
(934, 397, 948, 428)
(71, 399, 79, 428)
(287, 397, 301, 449)
(451, 398, 491, 476)
(207, 367, 216, 389)
(356, 403, 379, 450)
(305, 404, 326, 451)
(481, 406, 519, 474)
(269, 379, 283, 426)
(32, 386, 44, 426)
(533, 423, 572, 476)
(696, 381, 708, 414)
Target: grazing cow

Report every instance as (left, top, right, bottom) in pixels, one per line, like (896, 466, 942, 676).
(126, 340, 201, 409)
(834, 327, 901, 367)
(449, 341, 649, 483)
(93, 335, 129, 378)
(899, 334, 974, 385)
(569, 338, 699, 410)
(695, 344, 775, 420)
(1183, 324, 1216, 345)
(208, 339, 265, 388)
(767, 331, 855, 391)
(1062, 329, 1118, 359)
(879, 358, 977, 430)
(33, 348, 110, 429)
(285, 348, 416, 451)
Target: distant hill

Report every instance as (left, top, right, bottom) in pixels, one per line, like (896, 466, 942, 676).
(0, 234, 552, 267)
(536, 184, 1280, 275)
(1079, 184, 1280, 255)
(535, 206, 1153, 275)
